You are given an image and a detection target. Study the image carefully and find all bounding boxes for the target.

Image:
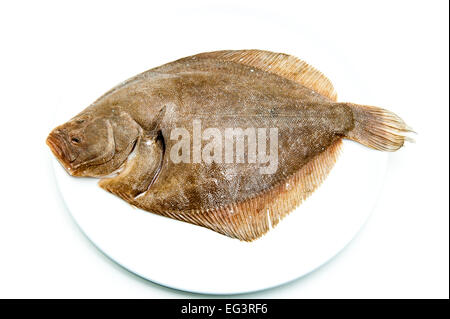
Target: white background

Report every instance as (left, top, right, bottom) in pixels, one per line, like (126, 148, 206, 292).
(0, 0, 448, 298)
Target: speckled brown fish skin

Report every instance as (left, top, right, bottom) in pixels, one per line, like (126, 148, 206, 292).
(46, 50, 412, 241)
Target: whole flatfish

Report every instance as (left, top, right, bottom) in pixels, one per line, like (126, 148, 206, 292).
(47, 50, 412, 241)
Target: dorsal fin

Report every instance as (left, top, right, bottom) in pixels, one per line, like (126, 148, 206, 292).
(193, 50, 338, 101)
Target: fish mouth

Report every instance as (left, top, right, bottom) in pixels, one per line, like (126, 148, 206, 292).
(46, 132, 78, 175)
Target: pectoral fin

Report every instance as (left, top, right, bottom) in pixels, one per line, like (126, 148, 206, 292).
(99, 132, 164, 201)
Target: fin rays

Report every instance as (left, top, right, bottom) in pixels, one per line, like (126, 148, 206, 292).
(134, 139, 343, 241)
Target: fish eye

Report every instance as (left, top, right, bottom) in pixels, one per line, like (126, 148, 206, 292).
(71, 137, 81, 144)
(76, 119, 85, 124)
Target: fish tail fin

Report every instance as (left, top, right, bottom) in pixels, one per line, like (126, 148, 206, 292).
(345, 103, 414, 151)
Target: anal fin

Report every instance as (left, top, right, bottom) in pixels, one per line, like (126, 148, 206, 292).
(148, 139, 343, 241)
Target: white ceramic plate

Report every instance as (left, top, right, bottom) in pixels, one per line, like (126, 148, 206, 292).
(49, 7, 389, 294)
(52, 133, 387, 295)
